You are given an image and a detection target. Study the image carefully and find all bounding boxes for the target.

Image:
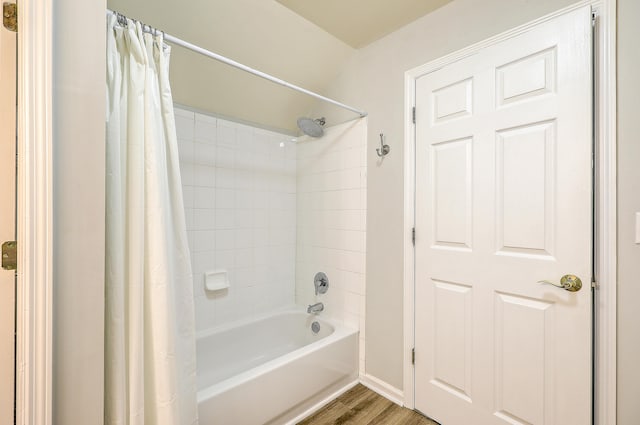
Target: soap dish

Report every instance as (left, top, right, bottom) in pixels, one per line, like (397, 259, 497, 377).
(205, 270, 230, 292)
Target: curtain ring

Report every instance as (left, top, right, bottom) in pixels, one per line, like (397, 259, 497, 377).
(116, 12, 127, 27)
(161, 31, 167, 51)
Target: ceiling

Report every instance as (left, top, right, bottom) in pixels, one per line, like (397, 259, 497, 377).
(276, 0, 452, 48)
(106, 0, 451, 132)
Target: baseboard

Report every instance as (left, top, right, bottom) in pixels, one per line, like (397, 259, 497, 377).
(283, 379, 359, 425)
(359, 374, 405, 406)
(282, 374, 404, 424)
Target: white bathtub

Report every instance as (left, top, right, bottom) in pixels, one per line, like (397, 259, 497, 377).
(196, 310, 359, 425)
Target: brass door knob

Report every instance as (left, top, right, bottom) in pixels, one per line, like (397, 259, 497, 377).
(538, 274, 582, 292)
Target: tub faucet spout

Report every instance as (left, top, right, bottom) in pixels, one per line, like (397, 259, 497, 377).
(307, 302, 324, 314)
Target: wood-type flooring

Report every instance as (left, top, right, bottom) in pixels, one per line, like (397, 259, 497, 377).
(297, 384, 438, 425)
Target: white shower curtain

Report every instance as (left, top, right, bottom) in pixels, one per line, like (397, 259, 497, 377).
(105, 13, 198, 425)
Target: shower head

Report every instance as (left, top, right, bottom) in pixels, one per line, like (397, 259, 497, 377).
(297, 117, 325, 138)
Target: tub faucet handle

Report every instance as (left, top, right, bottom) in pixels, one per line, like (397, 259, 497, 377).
(314, 272, 329, 295)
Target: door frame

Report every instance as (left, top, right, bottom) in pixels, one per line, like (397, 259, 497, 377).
(15, 0, 54, 424)
(402, 1, 617, 424)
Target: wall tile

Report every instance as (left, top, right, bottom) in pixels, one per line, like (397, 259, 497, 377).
(193, 230, 216, 253)
(215, 229, 235, 251)
(235, 209, 254, 229)
(193, 209, 215, 230)
(180, 163, 196, 186)
(177, 106, 296, 331)
(178, 139, 196, 164)
(215, 167, 235, 189)
(235, 190, 255, 209)
(179, 108, 366, 345)
(216, 120, 236, 148)
(234, 229, 254, 249)
(174, 107, 194, 120)
(195, 142, 216, 166)
(194, 165, 216, 187)
(215, 146, 235, 169)
(295, 119, 367, 365)
(194, 115, 217, 144)
(214, 250, 235, 271)
(193, 186, 215, 209)
(175, 112, 195, 141)
(215, 188, 235, 209)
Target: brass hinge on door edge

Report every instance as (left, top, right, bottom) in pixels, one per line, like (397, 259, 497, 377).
(3, 3, 17, 32)
(2, 241, 17, 270)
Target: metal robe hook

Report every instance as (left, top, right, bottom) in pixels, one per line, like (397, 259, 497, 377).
(376, 133, 390, 157)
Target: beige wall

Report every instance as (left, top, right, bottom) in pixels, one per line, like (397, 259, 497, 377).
(616, 0, 640, 423)
(319, 0, 585, 390)
(52, 0, 105, 423)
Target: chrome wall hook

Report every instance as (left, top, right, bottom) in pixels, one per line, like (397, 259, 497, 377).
(376, 133, 390, 157)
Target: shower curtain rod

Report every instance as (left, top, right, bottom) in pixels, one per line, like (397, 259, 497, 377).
(107, 9, 368, 118)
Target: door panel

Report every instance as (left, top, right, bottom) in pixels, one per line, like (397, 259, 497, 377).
(497, 120, 555, 257)
(414, 7, 592, 425)
(0, 17, 16, 425)
(494, 293, 554, 425)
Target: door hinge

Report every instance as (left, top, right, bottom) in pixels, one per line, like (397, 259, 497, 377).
(2, 241, 17, 270)
(412, 107, 416, 124)
(412, 348, 415, 365)
(3, 3, 17, 32)
(412, 228, 415, 246)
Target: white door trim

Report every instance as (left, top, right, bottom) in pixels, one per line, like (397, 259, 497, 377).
(402, 2, 617, 424)
(593, 1, 618, 424)
(15, 0, 54, 424)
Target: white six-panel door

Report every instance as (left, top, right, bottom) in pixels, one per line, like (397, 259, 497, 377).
(414, 7, 592, 425)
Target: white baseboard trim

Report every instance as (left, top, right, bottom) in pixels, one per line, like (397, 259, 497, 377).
(359, 374, 405, 407)
(284, 379, 359, 425)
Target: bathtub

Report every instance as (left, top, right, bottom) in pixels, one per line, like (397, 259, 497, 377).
(196, 309, 359, 425)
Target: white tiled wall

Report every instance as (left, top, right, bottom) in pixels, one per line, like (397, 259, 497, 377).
(175, 107, 368, 371)
(295, 119, 368, 374)
(175, 106, 297, 332)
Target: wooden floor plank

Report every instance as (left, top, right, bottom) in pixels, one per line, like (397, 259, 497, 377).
(337, 384, 372, 409)
(297, 400, 351, 425)
(344, 392, 393, 424)
(298, 385, 438, 425)
(367, 403, 406, 425)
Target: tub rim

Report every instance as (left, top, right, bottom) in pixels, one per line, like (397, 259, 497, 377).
(195, 305, 344, 340)
(196, 307, 358, 402)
